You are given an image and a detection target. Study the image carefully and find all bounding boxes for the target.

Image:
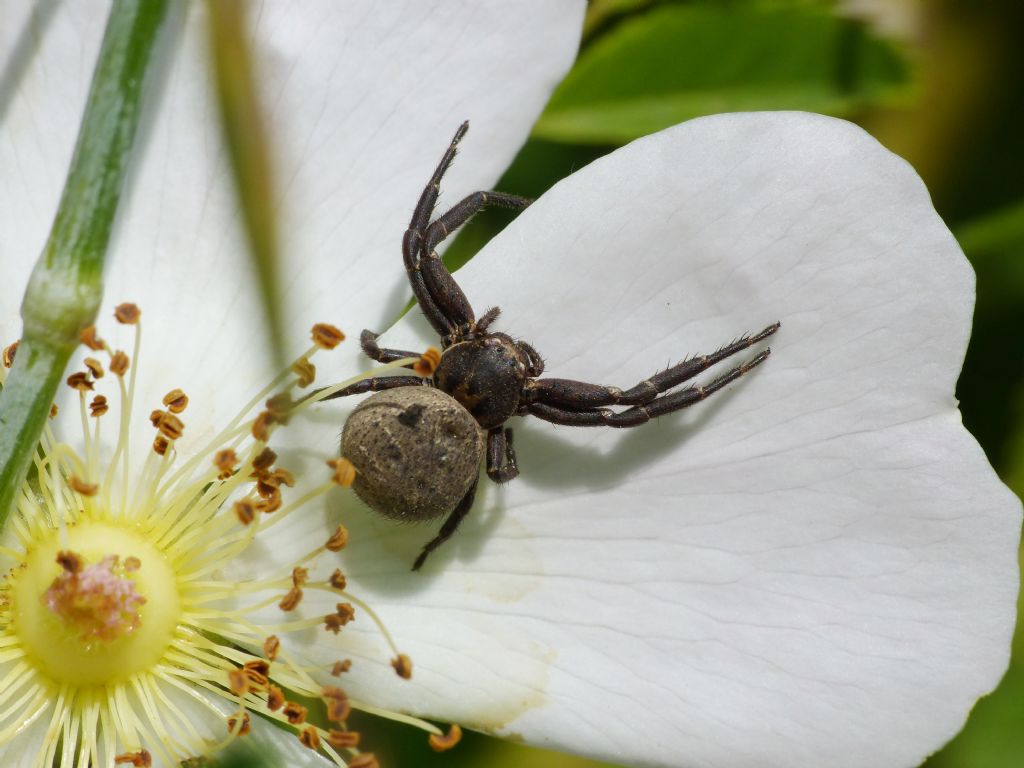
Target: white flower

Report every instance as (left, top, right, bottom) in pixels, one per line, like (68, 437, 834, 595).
(0, 1, 583, 766)
(2, 5, 1020, 768)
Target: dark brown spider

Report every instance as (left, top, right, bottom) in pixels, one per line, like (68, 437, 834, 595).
(328, 122, 779, 570)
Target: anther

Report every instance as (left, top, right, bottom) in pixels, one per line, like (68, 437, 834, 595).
(429, 724, 463, 752)
(327, 458, 356, 488)
(414, 346, 441, 376)
(114, 750, 152, 767)
(325, 525, 349, 551)
(279, 586, 303, 612)
(84, 357, 105, 379)
(89, 395, 109, 417)
(80, 325, 104, 350)
(252, 411, 273, 442)
(256, 495, 282, 515)
(283, 701, 308, 725)
(124, 556, 141, 572)
(228, 668, 249, 696)
(234, 500, 256, 526)
(266, 392, 293, 420)
(152, 436, 170, 457)
(322, 686, 351, 723)
(1, 341, 16, 367)
(335, 603, 355, 626)
(292, 567, 309, 587)
(110, 351, 130, 377)
(267, 685, 285, 711)
(114, 303, 141, 325)
(391, 654, 413, 680)
(299, 727, 320, 750)
(329, 569, 347, 590)
(263, 635, 280, 661)
(162, 388, 188, 413)
(214, 448, 239, 479)
(67, 372, 93, 391)
(292, 356, 316, 387)
(331, 659, 352, 676)
(227, 711, 251, 736)
(151, 411, 184, 441)
(252, 447, 277, 471)
(69, 476, 99, 496)
(311, 323, 345, 350)
(349, 753, 380, 768)
(49, 403, 59, 418)
(327, 730, 360, 749)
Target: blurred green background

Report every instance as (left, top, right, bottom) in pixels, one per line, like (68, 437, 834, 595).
(352, 1, 1024, 766)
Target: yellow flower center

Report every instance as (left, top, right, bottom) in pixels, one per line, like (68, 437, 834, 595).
(10, 521, 180, 685)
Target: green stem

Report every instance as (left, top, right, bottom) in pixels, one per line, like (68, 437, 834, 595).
(0, 0, 169, 527)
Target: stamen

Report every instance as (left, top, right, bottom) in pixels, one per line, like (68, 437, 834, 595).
(67, 372, 93, 391)
(413, 346, 441, 376)
(110, 351, 130, 377)
(299, 726, 320, 750)
(330, 660, 351, 676)
(1, 341, 16, 368)
(84, 358, 105, 379)
(327, 458, 356, 488)
(162, 389, 188, 414)
(349, 753, 380, 768)
(391, 654, 413, 680)
(327, 729, 360, 749)
(325, 526, 349, 552)
(292, 356, 316, 387)
(114, 303, 141, 325)
(80, 325, 104, 351)
(311, 323, 345, 350)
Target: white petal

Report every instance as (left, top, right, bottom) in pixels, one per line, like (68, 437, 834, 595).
(318, 114, 1021, 768)
(0, 0, 583, 455)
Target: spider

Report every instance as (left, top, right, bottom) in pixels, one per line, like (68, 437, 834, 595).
(327, 122, 779, 570)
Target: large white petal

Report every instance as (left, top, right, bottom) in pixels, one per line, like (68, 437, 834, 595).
(0, 0, 583, 455)
(308, 113, 1021, 768)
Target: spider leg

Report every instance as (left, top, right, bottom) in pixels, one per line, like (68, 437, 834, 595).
(403, 123, 471, 337)
(360, 329, 422, 366)
(529, 323, 779, 408)
(412, 476, 479, 571)
(316, 375, 425, 402)
(418, 192, 531, 339)
(527, 349, 771, 427)
(486, 427, 519, 483)
(404, 124, 531, 342)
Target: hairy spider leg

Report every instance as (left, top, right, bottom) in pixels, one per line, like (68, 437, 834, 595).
(318, 375, 426, 401)
(486, 427, 519, 483)
(359, 329, 423, 366)
(419, 190, 531, 338)
(527, 348, 773, 428)
(402, 122, 531, 343)
(528, 323, 780, 408)
(413, 477, 480, 571)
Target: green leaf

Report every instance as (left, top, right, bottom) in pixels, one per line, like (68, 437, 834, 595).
(535, 1, 914, 145)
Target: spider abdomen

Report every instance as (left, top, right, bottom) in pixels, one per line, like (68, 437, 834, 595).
(435, 335, 528, 429)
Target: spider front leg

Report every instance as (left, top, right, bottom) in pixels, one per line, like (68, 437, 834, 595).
(486, 427, 519, 483)
(359, 329, 422, 366)
(413, 477, 479, 571)
(528, 348, 773, 428)
(317, 375, 425, 402)
(404, 123, 531, 342)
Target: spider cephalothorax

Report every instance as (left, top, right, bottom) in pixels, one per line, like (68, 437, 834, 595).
(330, 122, 779, 570)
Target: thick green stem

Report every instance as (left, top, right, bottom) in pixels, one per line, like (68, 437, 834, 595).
(0, 0, 169, 527)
